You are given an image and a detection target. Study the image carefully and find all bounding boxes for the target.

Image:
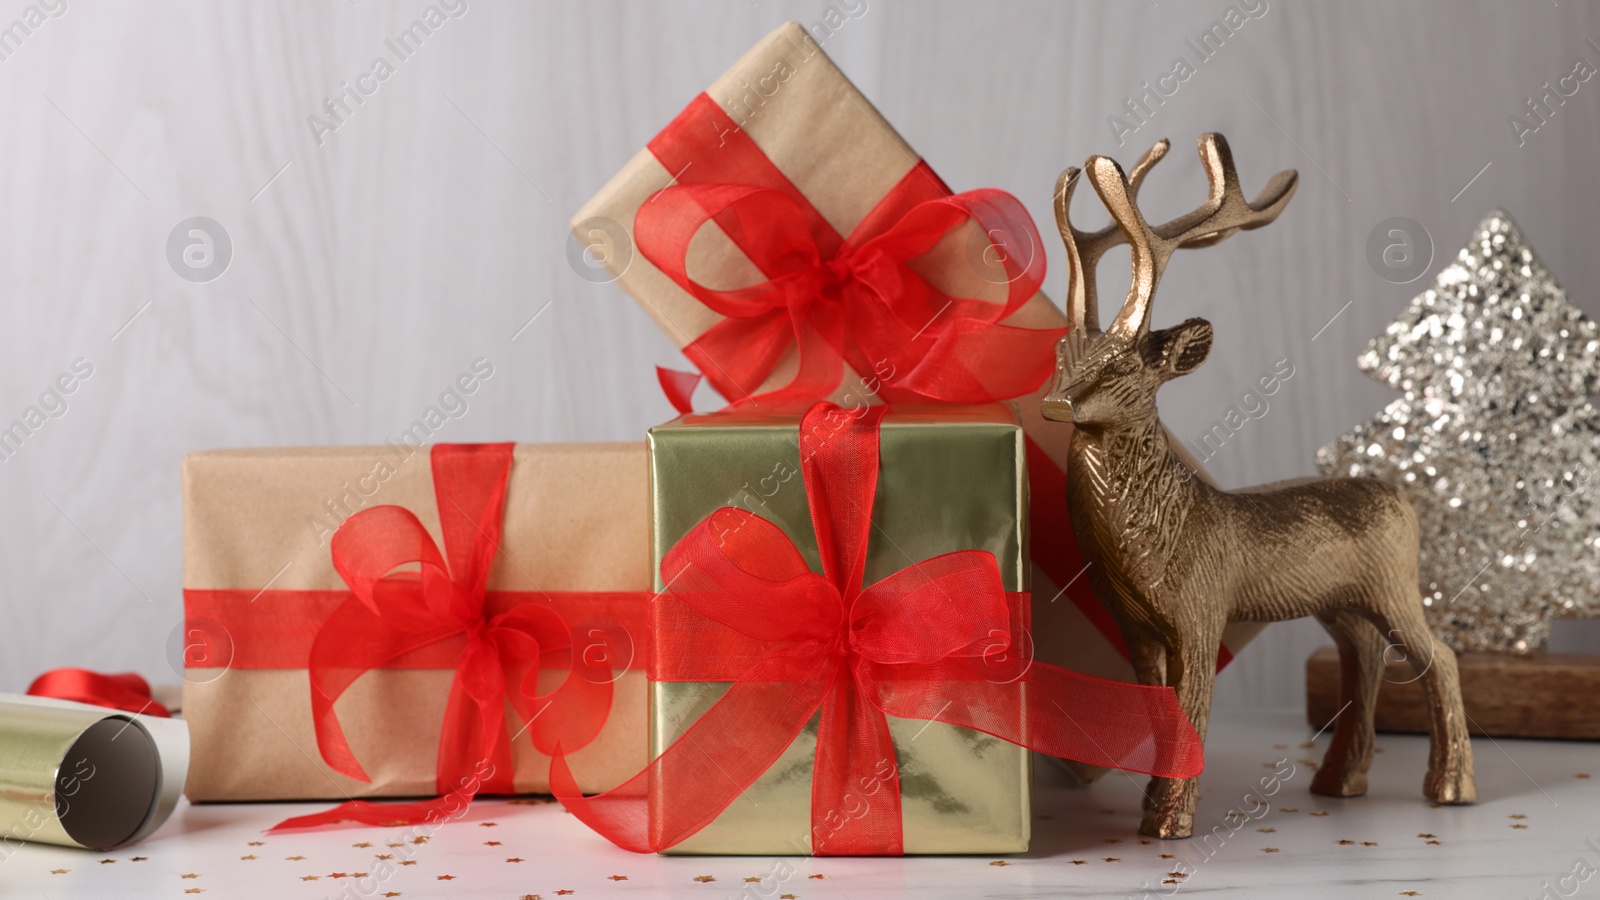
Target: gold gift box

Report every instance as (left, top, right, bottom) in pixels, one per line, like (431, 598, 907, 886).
(646, 405, 1031, 854)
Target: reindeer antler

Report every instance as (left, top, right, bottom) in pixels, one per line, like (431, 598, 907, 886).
(1057, 133, 1298, 337)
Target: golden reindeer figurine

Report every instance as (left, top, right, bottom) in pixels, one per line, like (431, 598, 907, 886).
(1041, 134, 1476, 839)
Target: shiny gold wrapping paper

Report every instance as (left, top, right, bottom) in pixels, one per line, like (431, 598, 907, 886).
(646, 405, 1031, 854)
(0, 696, 186, 851)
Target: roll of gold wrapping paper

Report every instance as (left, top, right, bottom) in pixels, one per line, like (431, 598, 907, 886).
(0, 695, 188, 851)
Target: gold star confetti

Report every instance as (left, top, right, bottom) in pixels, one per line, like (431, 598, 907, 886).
(353, 841, 372, 848)
(1309, 811, 1329, 817)
(375, 854, 393, 860)
(1069, 860, 1087, 865)
(352, 873, 369, 878)
(50, 869, 67, 875)
(300, 876, 319, 882)
(247, 841, 264, 847)
(485, 840, 502, 846)
(1168, 871, 1189, 880)
(1103, 857, 1121, 863)
(1417, 833, 1436, 839)
(808, 874, 825, 880)
(286, 855, 305, 861)
(399, 861, 417, 867)
(1258, 827, 1276, 833)
(521, 895, 541, 900)
(1362, 842, 1378, 847)
(1262, 848, 1279, 853)
(1138, 839, 1153, 845)
(411, 836, 429, 845)
(240, 855, 256, 860)
(609, 875, 629, 881)
(383, 894, 401, 898)
(436, 875, 455, 881)
(387, 842, 405, 848)
(100, 859, 115, 864)
(694, 875, 716, 882)
(1427, 840, 1442, 846)
(1103, 838, 1121, 844)
(182, 873, 200, 879)
(328, 873, 348, 879)
(1577, 773, 1591, 779)
(1510, 814, 1528, 819)
(480, 822, 499, 827)
(1512, 824, 1529, 829)
(1401, 893, 1421, 897)
(989, 860, 1010, 866)
(743, 877, 762, 883)
(1164, 879, 1180, 885)
(1281, 807, 1299, 813)
(556, 892, 575, 897)
(506, 858, 524, 863)
(185, 890, 203, 895)
(780, 895, 797, 900)
(1159, 853, 1175, 859)
(131, 857, 147, 862)
(1338, 840, 1356, 846)
(1300, 742, 1316, 749)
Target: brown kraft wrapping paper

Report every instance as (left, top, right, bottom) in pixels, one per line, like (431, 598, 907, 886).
(181, 442, 649, 801)
(573, 22, 1262, 725)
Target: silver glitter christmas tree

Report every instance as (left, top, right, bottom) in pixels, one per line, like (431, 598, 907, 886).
(1318, 210, 1600, 655)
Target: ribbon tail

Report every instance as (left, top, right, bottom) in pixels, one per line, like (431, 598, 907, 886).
(657, 366, 704, 415)
(267, 782, 482, 833)
(870, 659, 1203, 779)
(811, 670, 902, 856)
(552, 653, 830, 853)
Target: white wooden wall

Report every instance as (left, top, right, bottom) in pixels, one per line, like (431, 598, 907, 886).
(4, 0, 1597, 711)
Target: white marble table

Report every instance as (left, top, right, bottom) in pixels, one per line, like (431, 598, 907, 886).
(5, 710, 1595, 899)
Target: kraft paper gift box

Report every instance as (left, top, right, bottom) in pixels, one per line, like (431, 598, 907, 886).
(181, 442, 649, 801)
(573, 21, 1261, 724)
(645, 404, 1032, 854)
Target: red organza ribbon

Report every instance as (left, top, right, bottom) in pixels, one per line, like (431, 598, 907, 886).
(551, 403, 1202, 855)
(268, 444, 614, 831)
(642, 94, 1064, 413)
(27, 669, 171, 717)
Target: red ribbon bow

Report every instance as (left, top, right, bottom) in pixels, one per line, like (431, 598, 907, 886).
(552, 403, 1202, 855)
(641, 95, 1065, 412)
(272, 443, 611, 831)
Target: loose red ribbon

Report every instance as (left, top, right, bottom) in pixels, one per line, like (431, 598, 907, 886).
(642, 94, 1065, 413)
(552, 403, 1202, 855)
(27, 669, 171, 717)
(267, 444, 616, 831)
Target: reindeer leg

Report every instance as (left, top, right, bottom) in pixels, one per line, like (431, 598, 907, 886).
(1139, 622, 1221, 840)
(1310, 610, 1383, 798)
(1127, 635, 1169, 813)
(1367, 590, 1476, 804)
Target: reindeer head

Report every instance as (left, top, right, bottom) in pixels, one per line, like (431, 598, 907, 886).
(1041, 134, 1297, 428)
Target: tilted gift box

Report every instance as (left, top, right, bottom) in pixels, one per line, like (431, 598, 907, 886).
(181, 442, 650, 802)
(573, 22, 1261, 714)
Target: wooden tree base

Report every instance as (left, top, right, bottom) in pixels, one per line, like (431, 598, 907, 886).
(1305, 646, 1600, 740)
